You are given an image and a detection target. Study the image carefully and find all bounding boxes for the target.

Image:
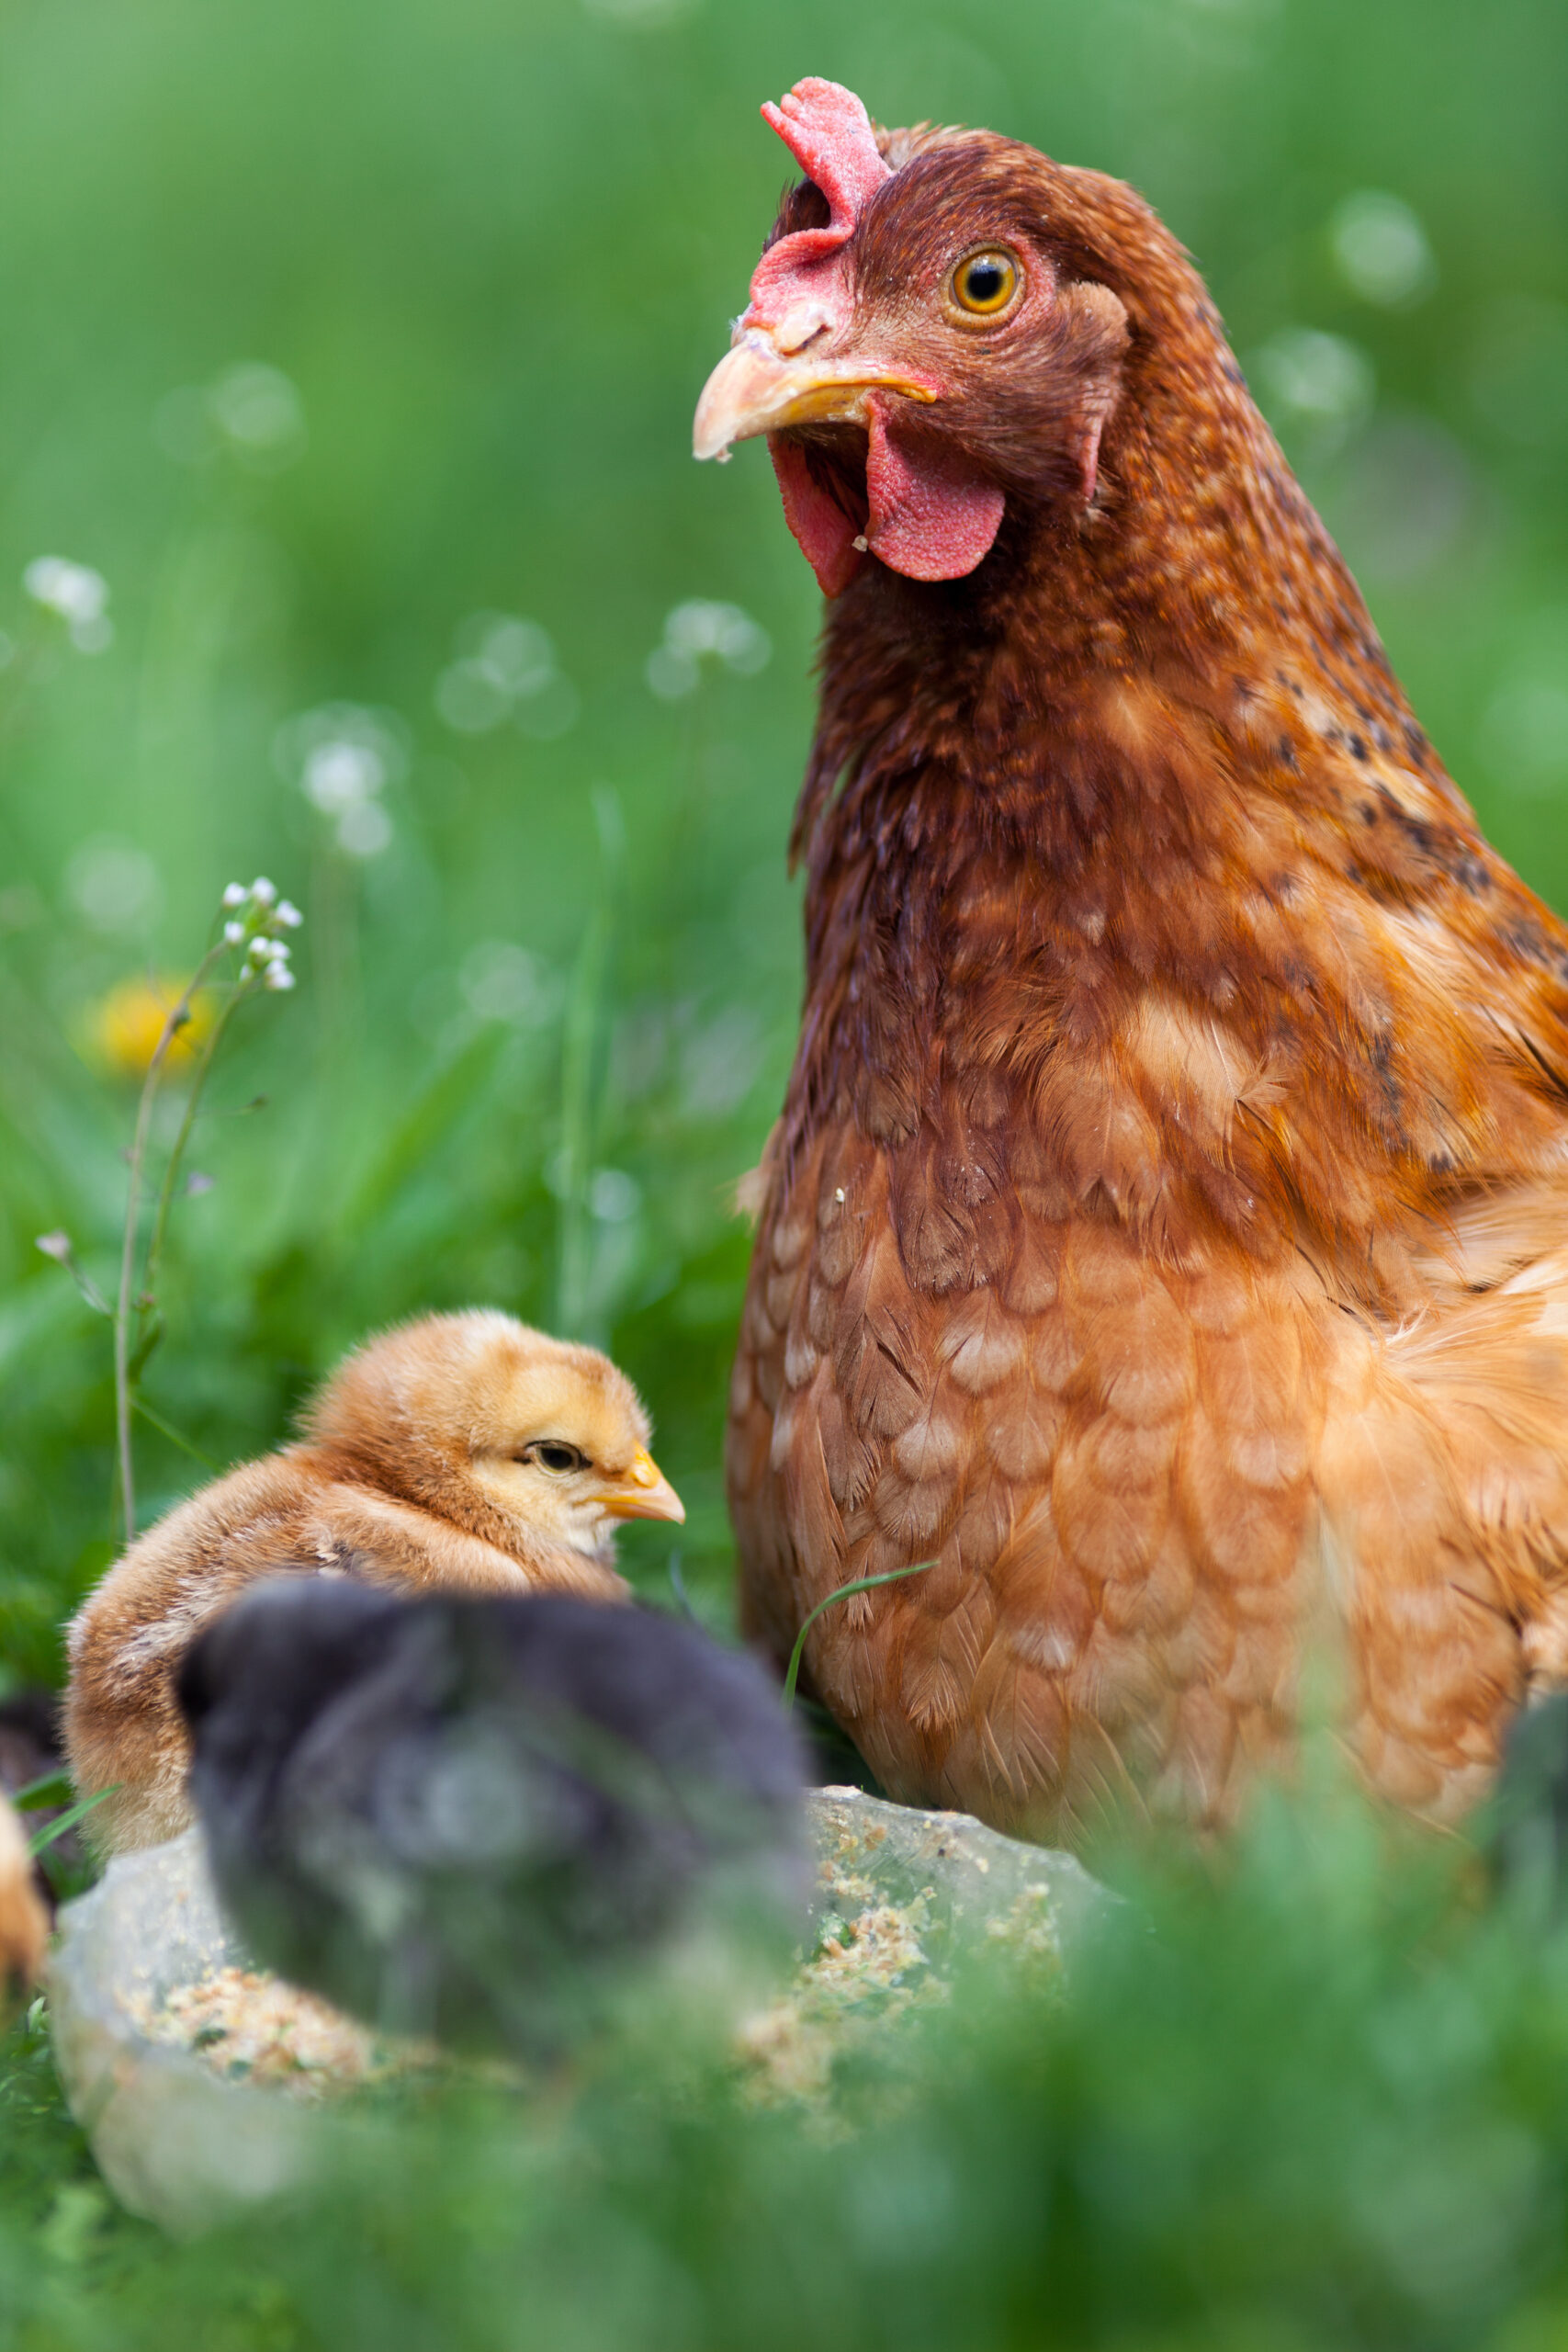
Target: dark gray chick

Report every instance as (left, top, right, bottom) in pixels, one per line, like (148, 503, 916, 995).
(177, 1577, 809, 2053)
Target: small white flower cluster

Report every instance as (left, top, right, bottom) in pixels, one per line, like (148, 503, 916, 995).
(23, 557, 113, 653)
(221, 876, 302, 990)
(275, 704, 407, 857)
(435, 614, 580, 742)
(645, 600, 770, 701)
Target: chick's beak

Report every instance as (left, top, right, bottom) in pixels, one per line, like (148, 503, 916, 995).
(694, 329, 938, 462)
(594, 1448, 686, 1526)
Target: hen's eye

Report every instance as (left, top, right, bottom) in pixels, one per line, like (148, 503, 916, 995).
(952, 248, 1020, 317)
(525, 1442, 587, 1476)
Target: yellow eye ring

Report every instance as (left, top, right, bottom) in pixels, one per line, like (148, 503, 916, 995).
(950, 247, 1021, 317)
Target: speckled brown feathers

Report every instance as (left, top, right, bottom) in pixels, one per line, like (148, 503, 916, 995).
(721, 98, 1568, 1840)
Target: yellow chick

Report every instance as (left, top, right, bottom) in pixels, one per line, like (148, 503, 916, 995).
(0, 1791, 48, 2008)
(64, 1310, 684, 1855)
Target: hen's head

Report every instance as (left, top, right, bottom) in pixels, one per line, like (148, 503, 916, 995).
(694, 78, 1219, 595)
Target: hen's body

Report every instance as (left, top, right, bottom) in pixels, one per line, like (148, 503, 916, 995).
(717, 96, 1568, 1838)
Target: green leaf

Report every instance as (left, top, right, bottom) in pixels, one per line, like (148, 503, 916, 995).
(27, 1785, 119, 1856)
(11, 1770, 72, 1812)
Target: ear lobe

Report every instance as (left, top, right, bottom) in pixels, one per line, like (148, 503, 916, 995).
(1068, 400, 1111, 508)
(1058, 280, 1129, 509)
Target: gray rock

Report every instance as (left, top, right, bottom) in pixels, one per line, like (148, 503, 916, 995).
(807, 1785, 1112, 1960)
(48, 1793, 1111, 2231)
(47, 1828, 322, 2235)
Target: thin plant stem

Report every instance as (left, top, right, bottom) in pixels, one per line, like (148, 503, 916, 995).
(555, 787, 624, 1340)
(141, 975, 254, 1312)
(782, 1562, 935, 1712)
(111, 938, 229, 1543)
(556, 904, 608, 1339)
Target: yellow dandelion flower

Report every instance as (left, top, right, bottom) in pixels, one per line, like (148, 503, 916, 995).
(88, 975, 216, 1079)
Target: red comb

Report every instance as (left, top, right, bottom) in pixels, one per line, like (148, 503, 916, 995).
(759, 78, 890, 236)
(746, 79, 890, 334)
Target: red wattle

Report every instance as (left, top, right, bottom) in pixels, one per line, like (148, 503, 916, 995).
(863, 401, 1006, 582)
(769, 438, 866, 597)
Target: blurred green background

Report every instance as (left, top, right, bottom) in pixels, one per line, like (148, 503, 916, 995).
(2, 0, 1567, 2335)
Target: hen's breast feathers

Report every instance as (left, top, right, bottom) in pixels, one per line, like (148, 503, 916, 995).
(731, 1121, 1568, 1834)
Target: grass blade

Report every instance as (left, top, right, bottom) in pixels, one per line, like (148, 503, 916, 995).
(783, 1562, 933, 1711)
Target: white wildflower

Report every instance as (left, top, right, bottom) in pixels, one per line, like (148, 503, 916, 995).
(436, 614, 578, 741)
(155, 362, 306, 473)
(459, 941, 564, 1028)
(337, 800, 392, 858)
(274, 899, 303, 929)
(246, 934, 275, 965)
(646, 600, 771, 699)
(302, 739, 384, 813)
(221, 881, 248, 910)
(645, 644, 699, 701)
(589, 1169, 641, 1223)
(1254, 327, 1374, 453)
(276, 705, 406, 804)
(223, 920, 244, 945)
(1330, 192, 1435, 309)
(263, 961, 296, 991)
(209, 363, 307, 468)
(24, 557, 113, 653)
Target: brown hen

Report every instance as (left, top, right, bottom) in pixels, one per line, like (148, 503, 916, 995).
(697, 78, 1568, 1841)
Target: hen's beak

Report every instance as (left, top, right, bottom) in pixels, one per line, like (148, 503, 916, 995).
(593, 1448, 686, 1526)
(694, 331, 937, 462)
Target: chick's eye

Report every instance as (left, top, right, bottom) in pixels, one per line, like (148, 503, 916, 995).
(525, 1442, 587, 1476)
(952, 248, 1020, 317)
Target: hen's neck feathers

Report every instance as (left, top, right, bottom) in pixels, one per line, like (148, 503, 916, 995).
(785, 194, 1568, 1299)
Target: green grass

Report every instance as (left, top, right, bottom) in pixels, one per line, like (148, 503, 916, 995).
(1, 0, 1566, 2337)
(10, 1783, 1568, 2351)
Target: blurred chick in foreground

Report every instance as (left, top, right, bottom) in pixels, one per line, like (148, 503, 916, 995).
(179, 1578, 808, 2054)
(65, 1312, 683, 1855)
(702, 79, 1568, 1841)
(0, 1791, 48, 2007)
